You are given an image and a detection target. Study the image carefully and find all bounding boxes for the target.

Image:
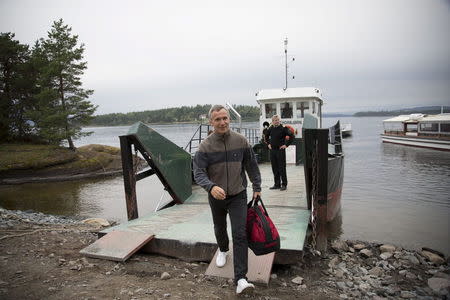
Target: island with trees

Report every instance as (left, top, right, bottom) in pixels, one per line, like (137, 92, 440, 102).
(0, 19, 121, 182)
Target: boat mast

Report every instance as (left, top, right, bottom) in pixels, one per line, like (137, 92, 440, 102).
(283, 38, 294, 90)
(284, 38, 288, 90)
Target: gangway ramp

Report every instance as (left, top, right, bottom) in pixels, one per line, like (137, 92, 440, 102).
(100, 163, 310, 265)
(84, 122, 311, 280)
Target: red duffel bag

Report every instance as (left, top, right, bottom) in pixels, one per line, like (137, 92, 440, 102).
(246, 196, 280, 255)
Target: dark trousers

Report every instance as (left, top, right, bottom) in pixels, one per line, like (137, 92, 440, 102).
(270, 148, 287, 186)
(208, 190, 248, 283)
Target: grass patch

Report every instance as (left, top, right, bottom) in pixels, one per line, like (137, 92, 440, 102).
(78, 144, 120, 155)
(0, 143, 122, 173)
(0, 144, 77, 171)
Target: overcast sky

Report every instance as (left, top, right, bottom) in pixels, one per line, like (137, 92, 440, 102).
(1, 0, 449, 114)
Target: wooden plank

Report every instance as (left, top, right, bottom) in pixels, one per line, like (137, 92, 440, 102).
(80, 230, 154, 262)
(205, 247, 275, 285)
(119, 136, 138, 220)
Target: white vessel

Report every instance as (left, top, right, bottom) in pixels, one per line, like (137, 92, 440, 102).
(381, 113, 450, 151)
(341, 123, 352, 138)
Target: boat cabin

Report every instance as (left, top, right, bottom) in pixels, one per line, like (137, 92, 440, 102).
(256, 87, 324, 138)
(383, 113, 450, 137)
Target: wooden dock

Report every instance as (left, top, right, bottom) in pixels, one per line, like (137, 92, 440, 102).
(100, 163, 310, 265)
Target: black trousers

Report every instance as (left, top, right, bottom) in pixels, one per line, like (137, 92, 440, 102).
(270, 148, 287, 186)
(208, 190, 248, 283)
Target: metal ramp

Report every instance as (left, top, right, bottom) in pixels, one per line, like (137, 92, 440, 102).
(82, 122, 318, 281)
(100, 163, 311, 265)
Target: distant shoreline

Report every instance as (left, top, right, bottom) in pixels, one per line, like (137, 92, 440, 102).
(87, 105, 449, 127)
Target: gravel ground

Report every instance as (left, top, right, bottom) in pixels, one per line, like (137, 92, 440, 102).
(0, 207, 449, 300)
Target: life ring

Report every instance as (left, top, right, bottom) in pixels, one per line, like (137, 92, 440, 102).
(285, 125, 296, 140)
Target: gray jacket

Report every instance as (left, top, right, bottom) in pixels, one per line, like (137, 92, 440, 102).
(193, 130, 261, 196)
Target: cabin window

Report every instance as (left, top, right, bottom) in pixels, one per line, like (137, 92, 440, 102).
(441, 123, 450, 132)
(384, 122, 403, 132)
(312, 102, 316, 114)
(420, 123, 438, 132)
(406, 123, 418, 132)
(265, 103, 276, 119)
(281, 102, 293, 118)
(295, 101, 309, 118)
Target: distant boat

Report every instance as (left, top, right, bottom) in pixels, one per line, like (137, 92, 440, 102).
(341, 123, 352, 138)
(381, 113, 450, 151)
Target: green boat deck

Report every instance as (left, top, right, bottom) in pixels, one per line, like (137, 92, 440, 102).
(101, 163, 310, 264)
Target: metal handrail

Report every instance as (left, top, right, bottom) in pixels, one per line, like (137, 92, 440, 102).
(184, 123, 260, 156)
(226, 102, 242, 132)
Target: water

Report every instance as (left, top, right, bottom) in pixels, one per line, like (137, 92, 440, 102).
(1, 117, 449, 255)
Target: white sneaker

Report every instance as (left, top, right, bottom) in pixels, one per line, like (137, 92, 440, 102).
(236, 278, 255, 294)
(215, 251, 227, 268)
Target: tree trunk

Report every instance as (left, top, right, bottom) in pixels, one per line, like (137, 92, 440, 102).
(67, 136, 75, 150)
(59, 74, 75, 150)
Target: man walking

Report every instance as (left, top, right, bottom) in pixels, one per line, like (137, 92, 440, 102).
(193, 105, 261, 295)
(265, 115, 294, 191)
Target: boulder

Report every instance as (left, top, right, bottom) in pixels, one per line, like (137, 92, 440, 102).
(332, 240, 350, 253)
(380, 244, 396, 253)
(421, 250, 445, 265)
(81, 218, 110, 227)
(360, 249, 373, 258)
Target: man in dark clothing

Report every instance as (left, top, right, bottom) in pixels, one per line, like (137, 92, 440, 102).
(265, 115, 294, 191)
(193, 105, 261, 295)
(261, 121, 270, 144)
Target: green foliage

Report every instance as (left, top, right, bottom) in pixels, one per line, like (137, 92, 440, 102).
(0, 33, 34, 141)
(0, 19, 96, 148)
(31, 19, 96, 149)
(91, 104, 260, 126)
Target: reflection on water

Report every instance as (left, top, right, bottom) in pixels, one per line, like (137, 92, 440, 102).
(0, 175, 173, 222)
(1, 118, 449, 255)
(327, 212, 344, 239)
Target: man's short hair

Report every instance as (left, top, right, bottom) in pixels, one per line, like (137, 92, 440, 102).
(209, 104, 229, 119)
(272, 114, 280, 120)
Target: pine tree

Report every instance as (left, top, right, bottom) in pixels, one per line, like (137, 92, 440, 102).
(33, 19, 96, 149)
(0, 32, 31, 141)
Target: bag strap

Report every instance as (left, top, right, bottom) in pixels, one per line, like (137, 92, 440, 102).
(254, 204, 275, 243)
(253, 195, 269, 217)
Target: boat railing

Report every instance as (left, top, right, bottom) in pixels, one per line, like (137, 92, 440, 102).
(184, 123, 260, 155)
(328, 120, 343, 155)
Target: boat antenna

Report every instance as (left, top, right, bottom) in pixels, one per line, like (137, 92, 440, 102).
(284, 38, 288, 90)
(283, 38, 295, 90)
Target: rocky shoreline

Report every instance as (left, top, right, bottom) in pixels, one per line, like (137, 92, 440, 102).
(0, 207, 449, 299)
(0, 207, 83, 227)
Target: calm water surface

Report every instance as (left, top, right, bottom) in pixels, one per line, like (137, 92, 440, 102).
(1, 117, 449, 255)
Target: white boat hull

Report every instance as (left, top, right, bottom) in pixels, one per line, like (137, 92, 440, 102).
(381, 135, 450, 151)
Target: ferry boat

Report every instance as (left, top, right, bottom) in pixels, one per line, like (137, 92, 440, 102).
(252, 86, 344, 222)
(341, 123, 352, 138)
(381, 113, 450, 151)
(250, 38, 344, 223)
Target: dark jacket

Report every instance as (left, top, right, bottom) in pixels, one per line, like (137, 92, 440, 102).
(265, 125, 295, 148)
(193, 130, 261, 196)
